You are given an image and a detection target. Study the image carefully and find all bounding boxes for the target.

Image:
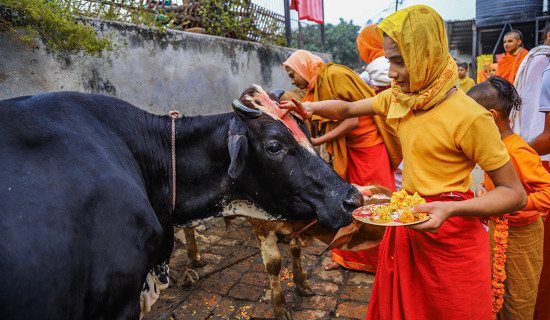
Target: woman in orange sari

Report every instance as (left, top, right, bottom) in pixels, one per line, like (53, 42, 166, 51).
(280, 5, 526, 319)
(283, 50, 401, 273)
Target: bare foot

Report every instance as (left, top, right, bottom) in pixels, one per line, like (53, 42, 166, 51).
(324, 261, 340, 271)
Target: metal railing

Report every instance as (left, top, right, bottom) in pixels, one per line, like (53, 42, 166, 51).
(57, 0, 322, 48)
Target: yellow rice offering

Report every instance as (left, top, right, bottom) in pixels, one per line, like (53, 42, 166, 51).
(371, 190, 428, 224)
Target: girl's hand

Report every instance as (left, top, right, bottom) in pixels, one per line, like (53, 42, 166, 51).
(310, 137, 321, 146)
(405, 201, 456, 233)
(475, 183, 488, 197)
(279, 98, 312, 119)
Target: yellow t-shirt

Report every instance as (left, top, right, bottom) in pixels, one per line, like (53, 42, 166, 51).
(458, 77, 476, 93)
(373, 89, 510, 195)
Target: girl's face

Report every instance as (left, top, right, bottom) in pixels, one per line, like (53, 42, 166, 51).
(286, 67, 309, 90)
(457, 67, 467, 78)
(490, 68, 497, 77)
(383, 36, 411, 92)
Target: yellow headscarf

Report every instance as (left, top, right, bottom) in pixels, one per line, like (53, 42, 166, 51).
(376, 5, 458, 119)
(283, 50, 325, 92)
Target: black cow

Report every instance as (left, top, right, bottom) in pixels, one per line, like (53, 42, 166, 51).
(0, 86, 361, 320)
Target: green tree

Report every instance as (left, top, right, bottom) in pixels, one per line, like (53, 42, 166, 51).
(295, 18, 362, 70)
(325, 19, 361, 69)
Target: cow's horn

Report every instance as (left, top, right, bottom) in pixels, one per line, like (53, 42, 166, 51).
(268, 89, 285, 103)
(232, 100, 262, 119)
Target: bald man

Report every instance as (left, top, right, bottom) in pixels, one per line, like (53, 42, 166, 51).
(497, 30, 529, 83)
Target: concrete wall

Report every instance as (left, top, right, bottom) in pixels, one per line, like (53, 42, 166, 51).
(0, 18, 331, 116)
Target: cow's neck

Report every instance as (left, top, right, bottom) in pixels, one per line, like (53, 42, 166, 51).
(172, 113, 237, 225)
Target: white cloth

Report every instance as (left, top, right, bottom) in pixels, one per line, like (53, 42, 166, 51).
(362, 56, 392, 87)
(511, 45, 550, 162)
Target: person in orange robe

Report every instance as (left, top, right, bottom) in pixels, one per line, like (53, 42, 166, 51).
(477, 60, 491, 83)
(357, 24, 404, 191)
(468, 76, 550, 319)
(489, 63, 499, 77)
(357, 24, 392, 94)
(283, 50, 401, 273)
(497, 30, 529, 83)
(279, 5, 527, 319)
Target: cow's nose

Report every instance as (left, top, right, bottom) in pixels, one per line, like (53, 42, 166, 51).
(343, 187, 363, 208)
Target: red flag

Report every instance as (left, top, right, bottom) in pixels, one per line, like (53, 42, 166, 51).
(290, 0, 324, 24)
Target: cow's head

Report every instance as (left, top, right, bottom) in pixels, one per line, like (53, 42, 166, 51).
(224, 85, 361, 230)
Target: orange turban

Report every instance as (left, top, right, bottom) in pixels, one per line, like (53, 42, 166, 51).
(357, 24, 385, 64)
(283, 50, 325, 91)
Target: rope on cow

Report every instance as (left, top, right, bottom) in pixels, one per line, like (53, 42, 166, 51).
(169, 110, 180, 211)
(182, 267, 200, 286)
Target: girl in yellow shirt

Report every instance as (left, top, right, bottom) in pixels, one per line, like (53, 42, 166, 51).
(281, 5, 526, 320)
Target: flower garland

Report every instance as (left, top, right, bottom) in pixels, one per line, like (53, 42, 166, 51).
(490, 214, 509, 319)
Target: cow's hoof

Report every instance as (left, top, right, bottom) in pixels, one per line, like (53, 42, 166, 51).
(189, 259, 207, 268)
(296, 286, 315, 297)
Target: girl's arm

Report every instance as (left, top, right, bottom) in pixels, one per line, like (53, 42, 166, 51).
(281, 97, 376, 120)
(408, 161, 527, 233)
(311, 118, 359, 146)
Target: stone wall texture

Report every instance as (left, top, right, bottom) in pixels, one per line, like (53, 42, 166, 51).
(0, 18, 330, 115)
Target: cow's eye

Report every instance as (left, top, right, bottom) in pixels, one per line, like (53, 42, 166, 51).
(265, 141, 282, 154)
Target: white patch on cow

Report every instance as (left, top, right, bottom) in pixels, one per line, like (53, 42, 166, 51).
(174, 200, 284, 228)
(140, 263, 169, 319)
(221, 200, 283, 220)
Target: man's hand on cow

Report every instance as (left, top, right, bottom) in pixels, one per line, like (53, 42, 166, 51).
(405, 201, 455, 233)
(280, 98, 312, 119)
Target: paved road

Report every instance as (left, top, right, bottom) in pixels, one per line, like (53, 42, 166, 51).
(144, 217, 374, 320)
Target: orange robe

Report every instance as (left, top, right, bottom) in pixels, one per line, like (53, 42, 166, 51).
(483, 134, 549, 319)
(497, 48, 529, 83)
(477, 69, 488, 83)
(305, 62, 402, 178)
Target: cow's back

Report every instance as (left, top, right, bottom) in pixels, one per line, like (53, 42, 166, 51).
(0, 92, 164, 319)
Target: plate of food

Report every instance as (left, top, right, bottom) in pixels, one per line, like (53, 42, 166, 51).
(352, 190, 430, 226)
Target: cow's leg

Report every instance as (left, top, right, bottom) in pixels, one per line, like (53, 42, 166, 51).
(252, 225, 291, 320)
(183, 227, 207, 268)
(288, 238, 315, 297)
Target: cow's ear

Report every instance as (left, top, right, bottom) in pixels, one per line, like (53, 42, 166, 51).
(227, 117, 248, 179)
(268, 89, 285, 103)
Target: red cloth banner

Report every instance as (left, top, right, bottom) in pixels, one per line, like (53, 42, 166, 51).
(290, 0, 324, 24)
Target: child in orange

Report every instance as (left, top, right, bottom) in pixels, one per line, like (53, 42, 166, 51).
(468, 76, 550, 320)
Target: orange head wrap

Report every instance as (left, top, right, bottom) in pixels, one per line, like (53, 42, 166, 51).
(357, 24, 385, 64)
(489, 63, 498, 74)
(283, 50, 325, 91)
